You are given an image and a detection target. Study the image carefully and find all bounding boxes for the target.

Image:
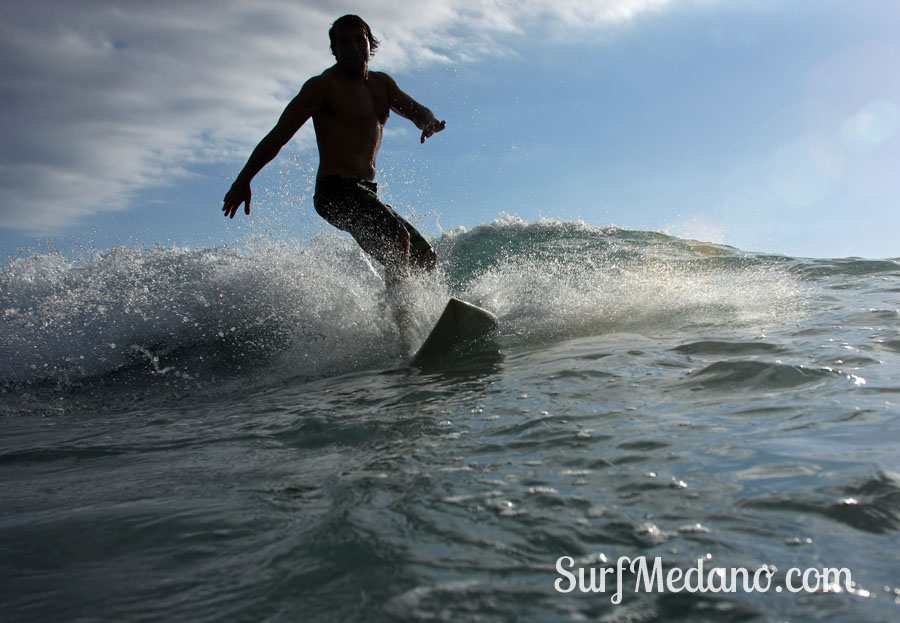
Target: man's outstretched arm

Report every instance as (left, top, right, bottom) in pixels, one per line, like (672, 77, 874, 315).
(383, 74, 446, 144)
(223, 77, 325, 218)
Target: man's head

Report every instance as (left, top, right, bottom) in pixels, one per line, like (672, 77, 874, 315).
(329, 15, 380, 59)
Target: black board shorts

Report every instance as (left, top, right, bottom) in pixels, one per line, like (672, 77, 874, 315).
(313, 175, 434, 269)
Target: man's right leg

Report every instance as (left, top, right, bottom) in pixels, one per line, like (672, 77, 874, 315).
(314, 177, 413, 280)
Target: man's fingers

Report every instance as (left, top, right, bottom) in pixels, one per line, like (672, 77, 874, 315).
(222, 192, 250, 218)
(421, 120, 446, 143)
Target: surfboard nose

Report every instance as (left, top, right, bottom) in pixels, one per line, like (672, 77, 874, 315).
(411, 298, 499, 364)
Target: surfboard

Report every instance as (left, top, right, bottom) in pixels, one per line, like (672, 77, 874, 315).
(412, 298, 499, 365)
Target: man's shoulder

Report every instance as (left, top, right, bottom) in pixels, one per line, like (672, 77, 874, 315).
(318, 65, 339, 78)
(369, 71, 398, 86)
(297, 72, 323, 95)
(306, 68, 335, 86)
(298, 69, 340, 102)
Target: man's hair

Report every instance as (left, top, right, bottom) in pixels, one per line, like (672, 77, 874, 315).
(329, 15, 380, 57)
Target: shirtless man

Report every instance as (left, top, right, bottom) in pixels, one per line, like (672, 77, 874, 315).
(222, 14, 445, 284)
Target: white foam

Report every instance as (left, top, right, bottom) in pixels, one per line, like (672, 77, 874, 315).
(0, 220, 803, 385)
(0, 235, 448, 384)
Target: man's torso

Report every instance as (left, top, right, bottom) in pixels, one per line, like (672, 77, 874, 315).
(313, 68, 392, 181)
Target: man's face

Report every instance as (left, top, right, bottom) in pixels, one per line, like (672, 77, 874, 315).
(333, 23, 370, 73)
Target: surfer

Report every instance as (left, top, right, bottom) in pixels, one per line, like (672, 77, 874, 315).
(222, 14, 444, 286)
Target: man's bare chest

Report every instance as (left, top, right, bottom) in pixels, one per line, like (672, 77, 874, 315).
(325, 80, 390, 125)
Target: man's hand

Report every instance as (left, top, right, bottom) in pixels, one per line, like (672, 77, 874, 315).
(223, 182, 251, 218)
(420, 118, 446, 144)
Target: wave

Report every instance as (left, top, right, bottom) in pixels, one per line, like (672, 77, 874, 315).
(1, 217, 811, 389)
(739, 469, 900, 534)
(443, 217, 803, 345)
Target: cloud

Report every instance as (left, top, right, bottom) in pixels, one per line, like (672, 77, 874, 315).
(0, 0, 670, 232)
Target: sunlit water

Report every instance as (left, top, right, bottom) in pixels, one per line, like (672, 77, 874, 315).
(2, 218, 899, 622)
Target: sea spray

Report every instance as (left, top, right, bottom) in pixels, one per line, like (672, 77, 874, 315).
(438, 216, 802, 345)
(2, 219, 802, 393)
(0, 237, 385, 386)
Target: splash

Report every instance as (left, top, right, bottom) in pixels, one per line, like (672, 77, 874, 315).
(1, 235, 408, 386)
(439, 216, 802, 344)
(1, 219, 803, 390)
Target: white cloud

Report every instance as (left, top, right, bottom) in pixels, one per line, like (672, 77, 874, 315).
(0, 0, 670, 232)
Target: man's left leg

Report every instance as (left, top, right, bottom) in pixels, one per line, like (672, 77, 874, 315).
(386, 206, 437, 273)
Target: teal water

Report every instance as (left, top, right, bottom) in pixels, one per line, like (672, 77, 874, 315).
(2, 219, 899, 622)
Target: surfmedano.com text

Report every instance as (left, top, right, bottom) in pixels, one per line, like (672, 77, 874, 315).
(554, 555, 855, 604)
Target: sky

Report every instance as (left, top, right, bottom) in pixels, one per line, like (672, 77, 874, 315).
(1, 0, 898, 261)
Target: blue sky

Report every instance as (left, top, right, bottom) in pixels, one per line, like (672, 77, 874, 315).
(1, 0, 898, 260)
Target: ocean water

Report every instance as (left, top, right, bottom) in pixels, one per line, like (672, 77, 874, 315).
(2, 217, 899, 622)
